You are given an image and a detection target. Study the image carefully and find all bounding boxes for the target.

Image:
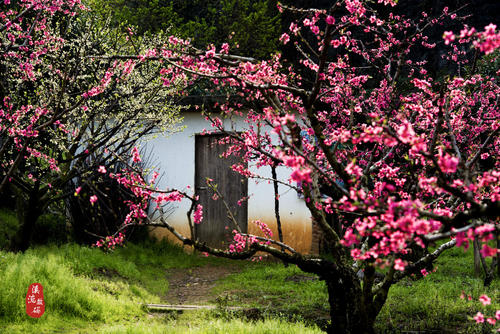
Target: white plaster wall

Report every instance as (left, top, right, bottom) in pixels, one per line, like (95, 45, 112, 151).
(145, 111, 312, 253)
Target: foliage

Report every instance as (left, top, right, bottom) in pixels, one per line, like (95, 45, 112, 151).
(85, 0, 281, 59)
(99, 317, 323, 334)
(215, 242, 500, 333)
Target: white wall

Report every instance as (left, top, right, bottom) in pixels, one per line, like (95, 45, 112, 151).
(145, 111, 312, 253)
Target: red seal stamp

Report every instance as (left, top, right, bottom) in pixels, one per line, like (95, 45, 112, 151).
(26, 283, 45, 318)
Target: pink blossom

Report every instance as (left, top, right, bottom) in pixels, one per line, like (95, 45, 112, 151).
(89, 195, 98, 204)
(74, 187, 82, 196)
(484, 23, 497, 36)
(454, 232, 470, 250)
(475, 224, 495, 235)
(350, 248, 362, 259)
(473, 312, 484, 323)
(480, 245, 497, 258)
(443, 31, 455, 45)
(394, 259, 406, 271)
(132, 147, 141, 163)
(474, 24, 500, 54)
(279, 33, 290, 45)
(193, 204, 203, 224)
(326, 16, 335, 25)
(438, 154, 459, 173)
(254, 220, 273, 238)
(340, 228, 359, 247)
(290, 167, 312, 183)
(163, 191, 183, 202)
(98, 166, 107, 174)
(396, 121, 416, 144)
(280, 113, 295, 125)
(479, 294, 491, 306)
(331, 39, 341, 48)
(345, 162, 363, 176)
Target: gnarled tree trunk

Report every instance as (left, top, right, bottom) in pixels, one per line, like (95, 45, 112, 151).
(315, 262, 379, 334)
(326, 280, 376, 333)
(12, 181, 42, 252)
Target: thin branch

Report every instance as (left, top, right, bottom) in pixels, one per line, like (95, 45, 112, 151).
(465, 128, 499, 169)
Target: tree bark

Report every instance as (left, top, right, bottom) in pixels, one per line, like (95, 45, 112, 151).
(473, 237, 482, 276)
(324, 270, 376, 334)
(12, 181, 42, 252)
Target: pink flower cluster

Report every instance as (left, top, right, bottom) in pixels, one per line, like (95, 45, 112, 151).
(253, 220, 273, 238)
(193, 204, 203, 224)
(95, 233, 125, 251)
(460, 292, 499, 326)
(474, 24, 500, 54)
(229, 231, 258, 253)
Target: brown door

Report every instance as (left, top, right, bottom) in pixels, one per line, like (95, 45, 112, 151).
(195, 134, 248, 248)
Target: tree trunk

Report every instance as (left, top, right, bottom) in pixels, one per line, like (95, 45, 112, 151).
(325, 275, 376, 334)
(473, 237, 482, 276)
(12, 182, 42, 252)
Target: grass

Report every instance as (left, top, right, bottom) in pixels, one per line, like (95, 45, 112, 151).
(0, 241, 320, 333)
(0, 247, 150, 325)
(212, 262, 329, 324)
(0, 240, 498, 333)
(375, 243, 500, 333)
(98, 311, 322, 334)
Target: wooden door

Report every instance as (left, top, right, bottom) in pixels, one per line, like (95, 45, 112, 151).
(195, 134, 247, 248)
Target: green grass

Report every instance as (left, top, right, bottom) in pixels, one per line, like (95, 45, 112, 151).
(0, 247, 151, 324)
(375, 244, 500, 333)
(0, 241, 498, 333)
(0, 242, 320, 333)
(98, 311, 322, 334)
(213, 262, 328, 322)
(29, 240, 235, 297)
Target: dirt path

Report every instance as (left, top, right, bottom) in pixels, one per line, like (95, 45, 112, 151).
(163, 264, 242, 304)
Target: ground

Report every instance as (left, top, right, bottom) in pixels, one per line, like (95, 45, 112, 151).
(164, 263, 242, 304)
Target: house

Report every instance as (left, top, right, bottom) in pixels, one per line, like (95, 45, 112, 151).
(146, 99, 318, 254)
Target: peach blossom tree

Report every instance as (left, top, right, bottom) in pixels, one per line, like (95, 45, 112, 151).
(104, 2, 499, 332)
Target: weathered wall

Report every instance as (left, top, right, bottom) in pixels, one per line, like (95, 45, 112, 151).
(147, 111, 312, 254)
